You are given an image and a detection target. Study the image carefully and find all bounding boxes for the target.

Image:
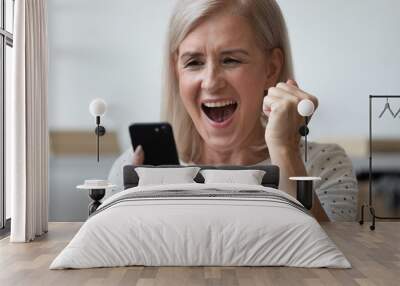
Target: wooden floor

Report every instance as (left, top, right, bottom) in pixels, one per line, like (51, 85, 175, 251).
(0, 222, 399, 286)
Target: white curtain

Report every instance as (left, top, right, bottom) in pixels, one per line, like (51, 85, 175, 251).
(8, 0, 49, 242)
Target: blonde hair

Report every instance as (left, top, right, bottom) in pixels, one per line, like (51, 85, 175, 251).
(161, 0, 294, 163)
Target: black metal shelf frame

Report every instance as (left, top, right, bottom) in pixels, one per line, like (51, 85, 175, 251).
(359, 95, 400, 230)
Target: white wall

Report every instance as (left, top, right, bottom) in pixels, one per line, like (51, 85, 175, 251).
(278, 0, 400, 140)
(48, 0, 178, 150)
(48, 0, 400, 151)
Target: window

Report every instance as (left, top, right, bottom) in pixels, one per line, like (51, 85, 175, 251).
(0, 0, 14, 232)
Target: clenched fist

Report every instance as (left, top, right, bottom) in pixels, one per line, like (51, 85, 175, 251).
(262, 79, 318, 152)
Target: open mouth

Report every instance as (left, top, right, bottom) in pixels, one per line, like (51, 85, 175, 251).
(201, 100, 238, 124)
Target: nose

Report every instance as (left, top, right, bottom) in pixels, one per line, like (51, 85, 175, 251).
(200, 62, 226, 93)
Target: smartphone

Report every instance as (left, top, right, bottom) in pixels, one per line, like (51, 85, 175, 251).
(129, 122, 180, 166)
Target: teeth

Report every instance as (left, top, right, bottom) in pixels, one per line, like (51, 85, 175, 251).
(203, 100, 236, 108)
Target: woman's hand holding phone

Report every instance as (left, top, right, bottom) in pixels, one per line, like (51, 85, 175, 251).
(129, 123, 180, 166)
(132, 145, 145, 165)
(262, 79, 319, 153)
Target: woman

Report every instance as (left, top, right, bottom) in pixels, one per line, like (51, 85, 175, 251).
(108, 0, 358, 222)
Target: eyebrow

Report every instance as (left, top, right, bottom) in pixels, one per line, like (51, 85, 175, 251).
(180, 52, 203, 61)
(179, 49, 250, 61)
(221, 49, 250, 56)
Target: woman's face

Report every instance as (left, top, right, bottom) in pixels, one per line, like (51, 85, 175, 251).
(176, 13, 279, 152)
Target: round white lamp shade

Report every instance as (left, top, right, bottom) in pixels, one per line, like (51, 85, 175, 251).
(89, 98, 107, 117)
(297, 99, 315, 117)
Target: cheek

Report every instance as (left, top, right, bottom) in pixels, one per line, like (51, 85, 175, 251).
(178, 73, 200, 115)
(232, 67, 265, 111)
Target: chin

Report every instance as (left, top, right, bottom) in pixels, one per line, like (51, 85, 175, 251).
(199, 129, 240, 151)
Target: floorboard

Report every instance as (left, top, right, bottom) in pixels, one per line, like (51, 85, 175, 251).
(0, 222, 399, 286)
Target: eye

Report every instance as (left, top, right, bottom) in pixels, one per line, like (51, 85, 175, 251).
(222, 57, 241, 65)
(184, 60, 204, 69)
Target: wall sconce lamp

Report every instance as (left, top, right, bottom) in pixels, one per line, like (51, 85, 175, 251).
(297, 99, 315, 162)
(89, 98, 107, 162)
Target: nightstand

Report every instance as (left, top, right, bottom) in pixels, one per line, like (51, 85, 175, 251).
(77, 180, 117, 215)
(289, 176, 321, 210)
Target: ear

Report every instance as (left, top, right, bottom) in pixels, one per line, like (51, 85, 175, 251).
(264, 48, 284, 89)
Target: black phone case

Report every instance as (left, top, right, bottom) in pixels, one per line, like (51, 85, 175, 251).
(129, 122, 180, 166)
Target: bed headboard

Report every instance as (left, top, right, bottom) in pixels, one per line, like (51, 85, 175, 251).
(123, 165, 280, 189)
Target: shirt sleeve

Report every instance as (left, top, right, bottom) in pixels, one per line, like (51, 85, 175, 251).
(307, 143, 359, 222)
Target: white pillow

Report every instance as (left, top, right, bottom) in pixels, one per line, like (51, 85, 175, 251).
(200, 169, 266, 185)
(135, 167, 201, 186)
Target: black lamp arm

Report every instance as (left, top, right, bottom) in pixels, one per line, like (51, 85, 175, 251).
(94, 116, 106, 162)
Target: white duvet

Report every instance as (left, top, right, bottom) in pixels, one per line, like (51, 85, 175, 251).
(50, 183, 350, 269)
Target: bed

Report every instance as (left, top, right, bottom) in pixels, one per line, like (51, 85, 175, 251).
(50, 165, 350, 269)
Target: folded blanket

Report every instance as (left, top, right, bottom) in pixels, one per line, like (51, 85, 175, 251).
(92, 187, 309, 217)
